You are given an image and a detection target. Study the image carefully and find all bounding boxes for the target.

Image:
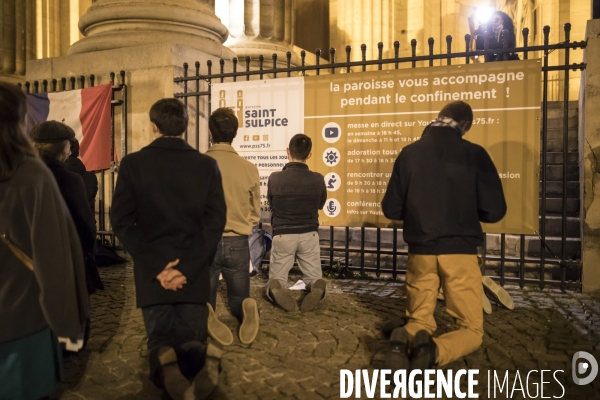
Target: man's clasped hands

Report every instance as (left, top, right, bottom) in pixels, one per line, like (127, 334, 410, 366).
(156, 259, 187, 291)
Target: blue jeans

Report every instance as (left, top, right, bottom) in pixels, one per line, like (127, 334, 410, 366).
(142, 303, 208, 386)
(209, 235, 250, 322)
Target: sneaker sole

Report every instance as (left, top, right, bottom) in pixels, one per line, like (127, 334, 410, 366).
(410, 330, 437, 371)
(158, 346, 190, 400)
(300, 288, 324, 312)
(239, 298, 260, 344)
(185, 344, 222, 400)
(482, 294, 493, 315)
(482, 276, 514, 310)
(268, 286, 296, 312)
(207, 304, 234, 346)
(384, 327, 410, 371)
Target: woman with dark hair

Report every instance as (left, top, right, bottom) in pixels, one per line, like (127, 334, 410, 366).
(0, 82, 89, 400)
(475, 10, 520, 62)
(31, 121, 104, 294)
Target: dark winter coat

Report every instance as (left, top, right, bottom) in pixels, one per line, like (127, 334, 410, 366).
(45, 159, 103, 293)
(67, 155, 98, 213)
(110, 137, 227, 308)
(381, 125, 507, 255)
(0, 157, 89, 343)
(267, 162, 327, 236)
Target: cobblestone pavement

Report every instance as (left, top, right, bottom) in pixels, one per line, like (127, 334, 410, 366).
(53, 264, 600, 400)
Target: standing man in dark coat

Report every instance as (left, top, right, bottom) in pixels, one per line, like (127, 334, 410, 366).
(381, 101, 506, 372)
(111, 98, 227, 400)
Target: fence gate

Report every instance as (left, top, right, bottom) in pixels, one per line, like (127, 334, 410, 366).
(174, 23, 585, 291)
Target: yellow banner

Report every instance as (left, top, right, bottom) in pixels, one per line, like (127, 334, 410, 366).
(304, 60, 541, 234)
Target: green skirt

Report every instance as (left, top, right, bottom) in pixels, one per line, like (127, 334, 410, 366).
(0, 327, 64, 400)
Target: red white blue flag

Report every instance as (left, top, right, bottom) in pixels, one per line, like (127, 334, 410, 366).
(27, 84, 113, 171)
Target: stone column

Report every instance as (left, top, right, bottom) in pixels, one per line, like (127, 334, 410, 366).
(69, 0, 235, 59)
(581, 18, 600, 294)
(215, 0, 296, 67)
(0, 0, 36, 83)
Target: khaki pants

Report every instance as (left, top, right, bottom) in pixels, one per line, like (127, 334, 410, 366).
(269, 232, 322, 291)
(403, 254, 484, 366)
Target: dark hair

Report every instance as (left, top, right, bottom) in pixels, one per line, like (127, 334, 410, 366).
(289, 134, 312, 161)
(0, 82, 36, 181)
(438, 101, 473, 131)
(34, 140, 70, 163)
(70, 137, 80, 157)
(493, 11, 515, 34)
(149, 98, 188, 136)
(209, 108, 238, 143)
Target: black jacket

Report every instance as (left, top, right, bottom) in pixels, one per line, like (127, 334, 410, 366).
(46, 159, 104, 293)
(381, 125, 507, 254)
(111, 138, 226, 308)
(268, 162, 327, 236)
(67, 155, 98, 213)
(46, 159, 97, 254)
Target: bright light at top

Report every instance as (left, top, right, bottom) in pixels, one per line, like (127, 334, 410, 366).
(475, 6, 495, 23)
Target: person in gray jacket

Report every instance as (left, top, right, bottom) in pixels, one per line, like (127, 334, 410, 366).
(266, 134, 327, 312)
(0, 82, 89, 400)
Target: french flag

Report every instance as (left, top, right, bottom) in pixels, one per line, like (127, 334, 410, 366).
(27, 84, 113, 171)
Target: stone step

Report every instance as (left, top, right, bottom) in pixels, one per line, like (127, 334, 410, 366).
(546, 107, 578, 119)
(545, 116, 578, 130)
(543, 198, 580, 214)
(547, 101, 578, 110)
(541, 181, 579, 198)
(546, 139, 578, 152)
(545, 164, 579, 181)
(544, 127, 578, 141)
(540, 215, 580, 237)
(544, 151, 578, 165)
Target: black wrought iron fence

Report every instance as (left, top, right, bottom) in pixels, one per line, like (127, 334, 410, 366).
(20, 71, 128, 246)
(173, 23, 585, 291)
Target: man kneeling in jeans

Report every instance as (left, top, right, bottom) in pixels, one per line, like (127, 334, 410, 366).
(266, 134, 327, 312)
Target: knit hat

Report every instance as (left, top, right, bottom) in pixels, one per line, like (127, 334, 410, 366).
(30, 120, 75, 143)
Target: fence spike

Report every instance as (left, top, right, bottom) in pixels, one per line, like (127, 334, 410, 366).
(346, 45, 352, 73)
(522, 28, 529, 60)
(315, 49, 321, 75)
(330, 48, 336, 74)
(465, 34, 471, 64)
(361, 44, 367, 72)
(446, 35, 452, 65)
(245, 56, 251, 81)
